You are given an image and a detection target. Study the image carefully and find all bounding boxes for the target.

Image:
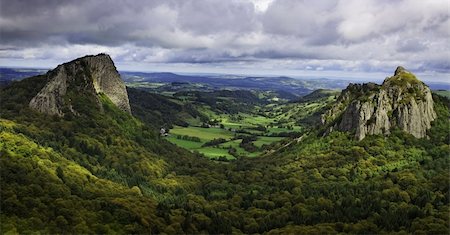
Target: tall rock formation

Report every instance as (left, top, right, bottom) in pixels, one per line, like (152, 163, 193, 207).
(29, 54, 131, 116)
(322, 67, 436, 140)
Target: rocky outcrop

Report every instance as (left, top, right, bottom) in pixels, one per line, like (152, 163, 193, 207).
(322, 67, 436, 140)
(29, 54, 131, 116)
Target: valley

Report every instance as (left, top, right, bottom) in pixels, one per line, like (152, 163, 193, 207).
(127, 80, 338, 160)
(0, 67, 344, 160)
(0, 57, 449, 234)
(2, 1, 450, 234)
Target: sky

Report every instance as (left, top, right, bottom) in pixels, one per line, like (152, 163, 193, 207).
(0, 0, 449, 83)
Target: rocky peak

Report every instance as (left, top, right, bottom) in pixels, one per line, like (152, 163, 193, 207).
(394, 66, 407, 76)
(322, 67, 436, 140)
(383, 66, 422, 87)
(29, 54, 131, 116)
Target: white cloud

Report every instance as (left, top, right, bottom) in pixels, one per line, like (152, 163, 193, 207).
(0, 0, 448, 82)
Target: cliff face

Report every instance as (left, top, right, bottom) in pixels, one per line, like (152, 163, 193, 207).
(29, 54, 131, 116)
(322, 67, 436, 140)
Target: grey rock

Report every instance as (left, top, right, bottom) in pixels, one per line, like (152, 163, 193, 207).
(322, 67, 436, 140)
(394, 66, 407, 76)
(29, 54, 131, 116)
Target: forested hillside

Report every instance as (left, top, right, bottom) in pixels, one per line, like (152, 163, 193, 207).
(127, 87, 207, 128)
(1, 61, 449, 234)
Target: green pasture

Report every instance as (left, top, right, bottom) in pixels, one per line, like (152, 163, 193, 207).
(166, 135, 234, 160)
(197, 147, 234, 159)
(169, 126, 234, 142)
(219, 113, 276, 129)
(433, 90, 450, 99)
(166, 137, 203, 149)
(253, 136, 284, 147)
(166, 125, 287, 159)
(125, 82, 165, 88)
(218, 140, 259, 157)
(164, 96, 328, 160)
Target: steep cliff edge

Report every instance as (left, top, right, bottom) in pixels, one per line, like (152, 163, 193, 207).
(29, 54, 131, 116)
(322, 67, 436, 140)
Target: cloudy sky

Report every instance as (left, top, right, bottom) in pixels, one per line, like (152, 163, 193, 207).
(0, 0, 449, 82)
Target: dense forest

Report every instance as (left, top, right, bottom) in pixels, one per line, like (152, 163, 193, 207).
(127, 87, 207, 128)
(0, 73, 449, 234)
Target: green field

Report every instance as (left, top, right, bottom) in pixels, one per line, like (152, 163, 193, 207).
(218, 139, 261, 158)
(169, 126, 234, 141)
(166, 136, 203, 149)
(253, 136, 284, 147)
(166, 125, 289, 159)
(161, 89, 336, 160)
(433, 90, 450, 99)
(166, 126, 234, 159)
(166, 135, 235, 159)
(197, 147, 233, 159)
(219, 113, 275, 129)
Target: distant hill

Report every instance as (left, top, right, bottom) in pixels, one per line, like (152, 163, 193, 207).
(127, 87, 207, 128)
(2, 68, 449, 92)
(298, 89, 340, 102)
(0, 67, 48, 87)
(121, 71, 351, 95)
(433, 90, 450, 99)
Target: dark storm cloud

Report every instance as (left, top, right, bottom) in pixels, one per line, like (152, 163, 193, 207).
(0, 0, 449, 76)
(0, 0, 256, 47)
(1, 0, 168, 46)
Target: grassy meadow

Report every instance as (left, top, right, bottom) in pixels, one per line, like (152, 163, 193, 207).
(126, 84, 338, 160)
(166, 124, 287, 159)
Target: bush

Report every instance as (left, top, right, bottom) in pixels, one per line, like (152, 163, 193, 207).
(176, 135, 201, 142)
(202, 138, 227, 147)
